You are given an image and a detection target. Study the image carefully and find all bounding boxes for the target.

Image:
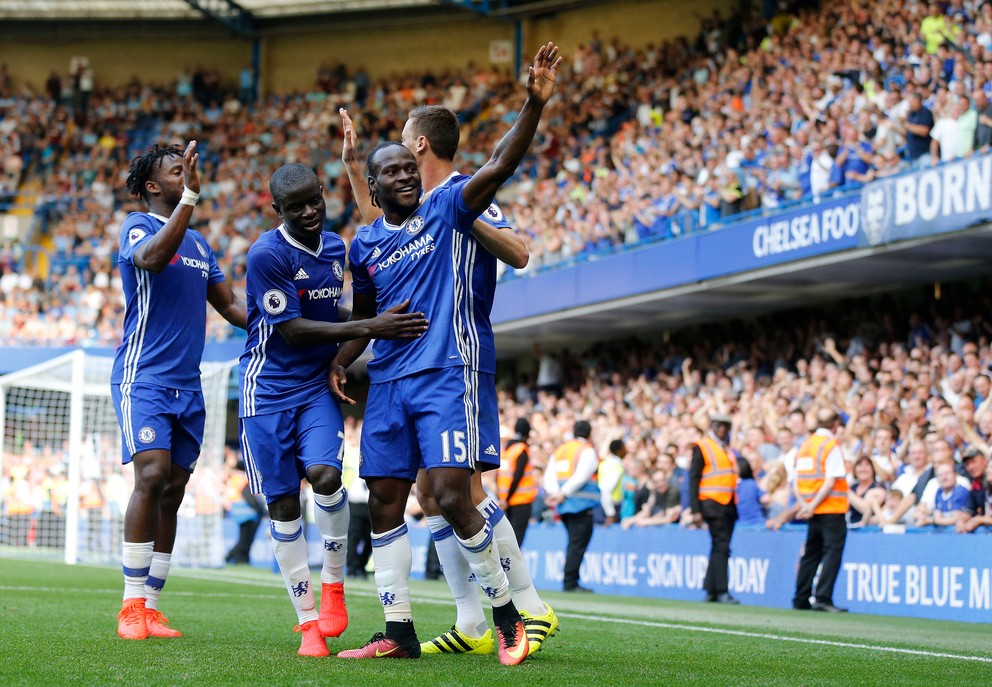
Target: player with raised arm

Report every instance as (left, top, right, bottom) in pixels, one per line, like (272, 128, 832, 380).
(239, 163, 428, 657)
(338, 105, 558, 657)
(112, 142, 247, 640)
(331, 42, 561, 666)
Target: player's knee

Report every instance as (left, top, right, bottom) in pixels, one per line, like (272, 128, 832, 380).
(309, 470, 343, 496)
(132, 460, 171, 494)
(417, 490, 442, 517)
(433, 488, 472, 522)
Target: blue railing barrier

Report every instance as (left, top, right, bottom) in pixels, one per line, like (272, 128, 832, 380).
(227, 519, 992, 624)
(493, 154, 992, 324)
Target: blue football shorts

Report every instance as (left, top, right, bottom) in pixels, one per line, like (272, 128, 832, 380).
(240, 389, 344, 503)
(111, 383, 205, 473)
(359, 367, 500, 481)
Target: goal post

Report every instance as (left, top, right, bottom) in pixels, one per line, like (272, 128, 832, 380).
(0, 351, 235, 568)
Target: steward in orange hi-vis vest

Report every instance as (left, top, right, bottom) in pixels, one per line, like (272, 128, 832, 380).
(795, 433, 849, 515)
(695, 435, 739, 505)
(690, 415, 740, 605)
(499, 442, 536, 507)
(791, 410, 850, 613)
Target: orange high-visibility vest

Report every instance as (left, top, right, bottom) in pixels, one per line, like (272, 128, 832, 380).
(795, 433, 849, 515)
(226, 472, 249, 509)
(498, 441, 536, 507)
(695, 436, 738, 505)
(554, 439, 600, 515)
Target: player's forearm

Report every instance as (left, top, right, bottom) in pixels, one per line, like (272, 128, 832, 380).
(465, 98, 545, 213)
(346, 160, 381, 224)
(334, 336, 371, 369)
(277, 317, 373, 346)
(133, 205, 195, 272)
(470, 220, 529, 268)
(208, 283, 247, 329)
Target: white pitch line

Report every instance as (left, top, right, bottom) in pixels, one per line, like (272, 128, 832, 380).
(563, 611, 992, 664)
(4, 581, 990, 664)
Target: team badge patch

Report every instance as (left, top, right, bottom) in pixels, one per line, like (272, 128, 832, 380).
(138, 426, 156, 444)
(406, 216, 425, 236)
(128, 229, 147, 245)
(331, 260, 343, 280)
(484, 202, 504, 222)
(263, 289, 287, 315)
(196, 240, 207, 258)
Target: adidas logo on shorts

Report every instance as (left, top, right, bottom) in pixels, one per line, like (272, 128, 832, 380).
(484, 445, 499, 456)
(294, 268, 310, 280)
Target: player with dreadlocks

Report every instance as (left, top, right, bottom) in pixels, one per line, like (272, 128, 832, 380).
(111, 141, 246, 640)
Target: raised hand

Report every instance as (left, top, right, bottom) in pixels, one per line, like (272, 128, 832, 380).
(527, 41, 562, 105)
(340, 108, 359, 166)
(183, 140, 200, 193)
(368, 298, 429, 340)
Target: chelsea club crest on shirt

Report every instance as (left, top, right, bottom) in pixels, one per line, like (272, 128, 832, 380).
(406, 216, 425, 236)
(196, 240, 207, 258)
(263, 289, 287, 315)
(332, 260, 344, 280)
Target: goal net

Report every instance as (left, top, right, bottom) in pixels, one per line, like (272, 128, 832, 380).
(0, 351, 234, 568)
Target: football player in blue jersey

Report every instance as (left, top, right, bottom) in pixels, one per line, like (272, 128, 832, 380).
(331, 42, 561, 666)
(338, 104, 558, 658)
(112, 141, 247, 640)
(239, 163, 428, 657)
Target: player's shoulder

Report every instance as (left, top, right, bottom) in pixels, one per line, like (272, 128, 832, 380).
(121, 211, 160, 232)
(119, 212, 161, 246)
(250, 226, 283, 248)
(322, 230, 346, 250)
(247, 227, 285, 260)
(353, 218, 384, 242)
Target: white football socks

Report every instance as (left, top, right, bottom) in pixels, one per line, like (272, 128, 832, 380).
(122, 541, 154, 601)
(456, 523, 512, 608)
(427, 515, 487, 638)
(371, 523, 413, 622)
(270, 517, 317, 624)
(144, 551, 172, 611)
(479, 497, 546, 615)
(313, 487, 349, 585)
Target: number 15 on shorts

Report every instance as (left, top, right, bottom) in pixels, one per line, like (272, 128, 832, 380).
(440, 430, 467, 463)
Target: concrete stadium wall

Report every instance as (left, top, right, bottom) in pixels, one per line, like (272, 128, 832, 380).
(0, 0, 735, 94)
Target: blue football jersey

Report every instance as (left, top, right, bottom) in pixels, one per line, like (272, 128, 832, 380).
(111, 212, 225, 390)
(349, 175, 511, 383)
(240, 226, 346, 417)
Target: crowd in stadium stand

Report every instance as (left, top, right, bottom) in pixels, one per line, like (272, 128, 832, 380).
(2, 1, 992, 542)
(1, 0, 992, 346)
(4, 291, 991, 541)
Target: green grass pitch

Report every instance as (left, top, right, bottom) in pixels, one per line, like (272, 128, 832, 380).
(0, 557, 988, 686)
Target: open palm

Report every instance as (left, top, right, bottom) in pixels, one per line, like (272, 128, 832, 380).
(527, 41, 562, 105)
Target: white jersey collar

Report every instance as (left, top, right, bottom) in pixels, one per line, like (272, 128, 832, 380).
(278, 224, 322, 257)
(148, 212, 170, 223)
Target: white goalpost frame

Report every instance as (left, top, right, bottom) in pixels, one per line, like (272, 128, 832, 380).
(0, 351, 235, 567)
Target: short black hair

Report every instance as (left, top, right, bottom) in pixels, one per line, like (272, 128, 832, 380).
(270, 163, 318, 206)
(125, 144, 183, 201)
(366, 141, 407, 178)
(514, 418, 531, 437)
(738, 458, 754, 480)
(609, 439, 625, 455)
(574, 420, 592, 440)
(407, 106, 459, 161)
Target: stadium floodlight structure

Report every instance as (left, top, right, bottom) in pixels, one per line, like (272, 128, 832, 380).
(0, 351, 234, 568)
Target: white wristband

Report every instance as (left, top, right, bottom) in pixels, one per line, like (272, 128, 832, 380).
(179, 186, 200, 207)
